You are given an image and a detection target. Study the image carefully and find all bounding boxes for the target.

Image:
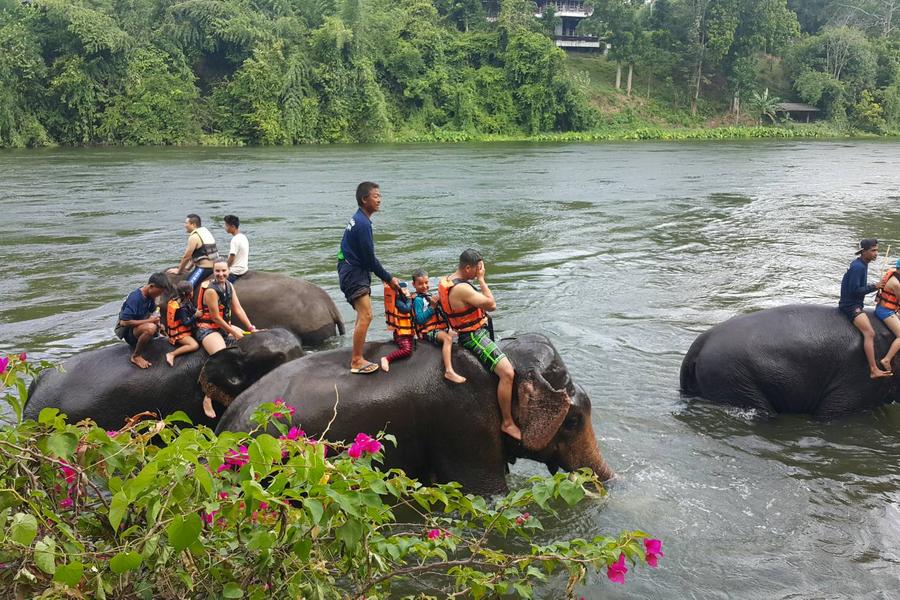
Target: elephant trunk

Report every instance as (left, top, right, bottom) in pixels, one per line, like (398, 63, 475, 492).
(571, 422, 614, 482)
(198, 367, 237, 409)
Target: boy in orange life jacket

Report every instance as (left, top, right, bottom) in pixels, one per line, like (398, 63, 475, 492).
(410, 269, 466, 384)
(875, 258, 900, 372)
(380, 281, 415, 372)
(165, 281, 201, 367)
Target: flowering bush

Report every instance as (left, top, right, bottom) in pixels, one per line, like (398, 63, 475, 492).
(0, 357, 663, 598)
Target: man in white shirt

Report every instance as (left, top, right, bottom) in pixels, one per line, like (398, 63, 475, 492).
(224, 214, 249, 283)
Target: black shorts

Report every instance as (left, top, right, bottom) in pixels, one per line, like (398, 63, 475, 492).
(839, 305, 865, 322)
(195, 327, 234, 345)
(338, 261, 371, 307)
(121, 326, 139, 349)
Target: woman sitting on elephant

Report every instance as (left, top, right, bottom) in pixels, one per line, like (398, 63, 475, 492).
(196, 259, 257, 417)
(875, 257, 900, 373)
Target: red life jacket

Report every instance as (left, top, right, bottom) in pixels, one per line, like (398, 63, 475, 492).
(877, 270, 900, 311)
(438, 276, 487, 334)
(197, 280, 233, 330)
(413, 292, 448, 338)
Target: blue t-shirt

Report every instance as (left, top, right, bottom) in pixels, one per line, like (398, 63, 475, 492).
(839, 258, 876, 309)
(119, 288, 155, 322)
(339, 208, 392, 282)
(413, 294, 434, 325)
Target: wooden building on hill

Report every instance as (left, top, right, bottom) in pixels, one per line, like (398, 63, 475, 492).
(774, 102, 821, 123)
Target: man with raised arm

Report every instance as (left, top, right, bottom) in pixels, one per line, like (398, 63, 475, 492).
(174, 214, 220, 298)
(439, 249, 522, 440)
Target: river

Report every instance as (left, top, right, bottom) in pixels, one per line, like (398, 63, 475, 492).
(2, 140, 899, 598)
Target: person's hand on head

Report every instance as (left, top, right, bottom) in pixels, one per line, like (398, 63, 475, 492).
(389, 277, 401, 292)
(476, 261, 486, 281)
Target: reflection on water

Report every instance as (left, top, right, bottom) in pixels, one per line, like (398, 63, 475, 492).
(3, 140, 900, 597)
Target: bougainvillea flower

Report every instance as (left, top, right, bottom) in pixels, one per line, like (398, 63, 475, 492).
(18, 353, 26, 362)
(217, 445, 250, 473)
(516, 512, 531, 525)
(272, 399, 296, 420)
(59, 496, 73, 509)
(280, 427, 305, 441)
(106, 430, 119, 437)
(59, 463, 77, 485)
(644, 539, 664, 568)
(0, 357, 8, 374)
(607, 553, 628, 584)
(218, 491, 230, 500)
(348, 433, 382, 458)
(427, 529, 441, 540)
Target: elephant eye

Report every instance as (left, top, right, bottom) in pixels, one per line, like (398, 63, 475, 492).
(563, 413, 581, 430)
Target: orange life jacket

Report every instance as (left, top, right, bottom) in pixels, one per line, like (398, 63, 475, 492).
(197, 280, 233, 330)
(166, 298, 194, 343)
(384, 283, 415, 337)
(413, 292, 448, 338)
(877, 270, 900, 311)
(438, 276, 488, 334)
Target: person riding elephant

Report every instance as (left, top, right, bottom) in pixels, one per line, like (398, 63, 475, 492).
(164, 269, 345, 347)
(174, 213, 220, 299)
(214, 334, 613, 495)
(680, 304, 900, 417)
(25, 329, 303, 430)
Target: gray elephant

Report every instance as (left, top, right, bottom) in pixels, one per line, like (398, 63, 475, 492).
(169, 270, 344, 346)
(25, 329, 303, 430)
(215, 334, 613, 495)
(680, 304, 900, 417)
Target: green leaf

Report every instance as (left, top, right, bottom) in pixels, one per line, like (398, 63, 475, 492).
(246, 530, 275, 552)
(292, 538, 312, 561)
(37, 408, 60, 424)
(46, 432, 78, 458)
(9, 512, 37, 546)
(166, 513, 201, 551)
(125, 463, 159, 500)
(34, 537, 56, 574)
(222, 582, 244, 598)
(53, 561, 84, 586)
(559, 480, 584, 506)
(194, 464, 212, 495)
(108, 492, 128, 532)
(336, 518, 364, 550)
(304, 498, 323, 524)
(109, 551, 142, 574)
(164, 411, 194, 425)
(0, 490, 20, 513)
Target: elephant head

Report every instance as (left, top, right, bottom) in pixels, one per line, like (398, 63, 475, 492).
(199, 328, 304, 408)
(502, 334, 614, 481)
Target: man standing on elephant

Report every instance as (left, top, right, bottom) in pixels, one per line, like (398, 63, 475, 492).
(338, 182, 401, 374)
(439, 249, 522, 441)
(839, 238, 890, 379)
(116, 272, 169, 369)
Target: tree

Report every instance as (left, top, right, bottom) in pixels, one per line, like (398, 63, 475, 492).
(748, 87, 781, 123)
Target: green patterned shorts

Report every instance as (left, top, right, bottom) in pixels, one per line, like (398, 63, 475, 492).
(459, 327, 505, 373)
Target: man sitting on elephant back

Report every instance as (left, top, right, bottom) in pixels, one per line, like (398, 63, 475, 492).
(839, 238, 890, 379)
(115, 272, 169, 369)
(439, 249, 522, 441)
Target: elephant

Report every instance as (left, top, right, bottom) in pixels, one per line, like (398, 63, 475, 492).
(680, 304, 900, 417)
(25, 329, 304, 430)
(215, 333, 613, 495)
(168, 270, 345, 346)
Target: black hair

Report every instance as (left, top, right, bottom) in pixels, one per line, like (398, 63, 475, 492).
(458, 249, 483, 268)
(224, 214, 240, 228)
(176, 281, 193, 298)
(186, 214, 201, 227)
(412, 268, 428, 282)
(148, 272, 170, 290)
(356, 182, 379, 207)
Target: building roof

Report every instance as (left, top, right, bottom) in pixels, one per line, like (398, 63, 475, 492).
(775, 102, 820, 112)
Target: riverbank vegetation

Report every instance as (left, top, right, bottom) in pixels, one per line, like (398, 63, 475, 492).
(0, 0, 897, 147)
(0, 355, 662, 598)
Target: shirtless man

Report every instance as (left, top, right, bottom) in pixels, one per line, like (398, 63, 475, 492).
(438, 249, 522, 440)
(116, 272, 168, 369)
(174, 214, 220, 298)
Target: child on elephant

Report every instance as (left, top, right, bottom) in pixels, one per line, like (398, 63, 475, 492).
(379, 281, 414, 372)
(165, 281, 201, 367)
(411, 269, 466, 384)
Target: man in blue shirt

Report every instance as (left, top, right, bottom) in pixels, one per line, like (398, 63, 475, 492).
(839, 238, 890, 378)
(115, 272, 169, 369)
(337, 182, 400, 374)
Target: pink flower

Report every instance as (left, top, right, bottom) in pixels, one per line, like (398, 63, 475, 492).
(427, 529, 441, 540)
(202, 510, 217, 525)
(217, 445, 250, 473)
(0, 357, 8, 375)
(106, 430, 119, 437)
(218, 491, 230, 500)
(18, 353, 26, 363)
(258, 502, 269, 511)
(280, 427, 305, 441)
(59, 496, 73, 509)
(59, 463, 77, 485)
(348, 433, 382, 459)
(644, 539, 664, 568)
(516, 512, 531, 526)
(607, 553, 628, 584)
(272, 399, 296, 420)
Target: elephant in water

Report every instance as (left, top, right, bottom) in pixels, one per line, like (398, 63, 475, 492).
(25, 329, 304, 430)
(680, 304, 900, 417)
(169, 270, 344, 346)
(215, 334, 613, 495)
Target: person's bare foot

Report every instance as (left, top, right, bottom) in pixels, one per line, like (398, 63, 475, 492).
(870, 368, 892, 379)
(880, 357, 893, 373)
(501, 421, 522, 441)
(380, 357, 390, 372)
(165, 352, 175, 367)
(130, 355, 151, 369)
(444, 370, 466, 384)
(202, 396, 217, 418)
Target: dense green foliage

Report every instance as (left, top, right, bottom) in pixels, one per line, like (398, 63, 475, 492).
(0, 355, 662, 598)
(1, 0, 898, 146)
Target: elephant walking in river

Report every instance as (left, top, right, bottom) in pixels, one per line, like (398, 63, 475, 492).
(216, 334, 613, 495)
(680, 304, 900, 417)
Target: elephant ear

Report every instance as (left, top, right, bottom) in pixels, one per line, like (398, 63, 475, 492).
(198, 348, 247, 408)
(515, 371, 571, 452)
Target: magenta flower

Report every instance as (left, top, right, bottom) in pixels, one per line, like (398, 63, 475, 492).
(607, 553, 628, 584)
(107, 430, 119, 437)
(217, 445, 250, 473)
(427, 529, 441, 540)
(258, 501, 269, 511)
(18, 353, 26, 363)
(218, 491, 230, 500)
(280, 426, 305, 441)
(272, 399, 296, 420)
(201, 510, 217, 525)
(0, 357, 8, 375)
(644, 539, 664, 568)
(59, 496, 74, 509)
(515, 512, 531, 526)
(348, 433, 382, 459)
(59, 463, 77, 485)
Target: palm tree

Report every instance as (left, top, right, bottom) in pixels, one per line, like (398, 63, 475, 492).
(749, 88, 781, 125)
